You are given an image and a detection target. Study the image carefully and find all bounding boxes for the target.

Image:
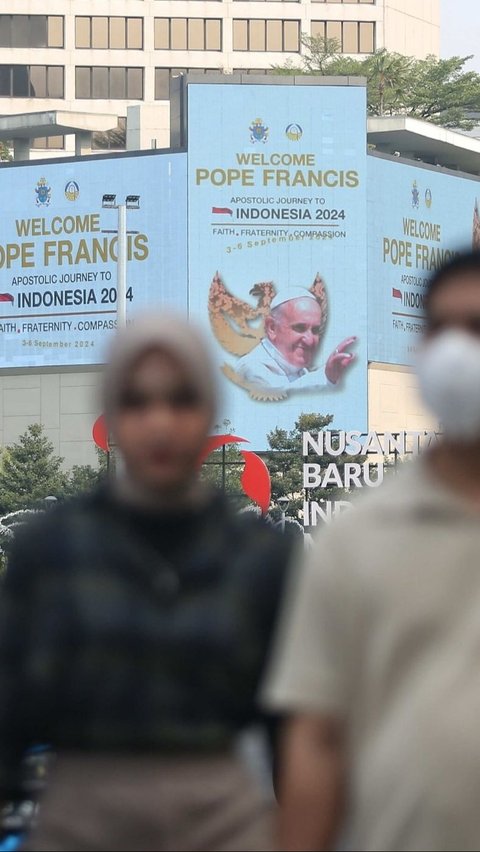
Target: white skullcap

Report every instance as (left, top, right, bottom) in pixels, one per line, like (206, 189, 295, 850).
(270, 287, 318, 312)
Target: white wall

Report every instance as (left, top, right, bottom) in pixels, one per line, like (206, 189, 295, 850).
(0, 368, 102, 469)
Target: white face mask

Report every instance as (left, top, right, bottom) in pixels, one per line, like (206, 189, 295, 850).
(417, 329, 480, 442)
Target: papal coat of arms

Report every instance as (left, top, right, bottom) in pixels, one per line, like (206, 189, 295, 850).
(249, 118, 269, 144)
(208, 272, 328, 401)
(412, 180, 420, 209)
(35, 177, 52, 207)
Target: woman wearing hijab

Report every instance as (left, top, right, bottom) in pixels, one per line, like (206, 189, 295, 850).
(0, 315, 291, 852)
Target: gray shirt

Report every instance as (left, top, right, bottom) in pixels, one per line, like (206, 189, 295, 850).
(264, 460, 480, 852)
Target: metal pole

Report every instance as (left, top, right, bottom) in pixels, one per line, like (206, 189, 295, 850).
(117, 204, 127, 329)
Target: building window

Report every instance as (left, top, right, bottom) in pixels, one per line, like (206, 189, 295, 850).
(92, 117, 127, 150)
(311, 21, 375, 53)
(75, 67, 143, 99)
(0, 16, 64, 48)
(155, 67, 220, 99)
(32, 136, 65, 150)
(0, 65, 64, 98)
(233, 19, 300, 52)
(75, 17, 143, 49)
(154, 19, 222, 51)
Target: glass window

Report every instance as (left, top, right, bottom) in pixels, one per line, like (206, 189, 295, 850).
(266, 20, 282, 52)
(0, 17, 12, 49)
(32, 136, 65, 150)
(155, 19, 169, 49)
(28, 16, 47, 48)
(326, 21, 342, 44)
(75, 18, 90, 49)
(127, 67, 143, 99)
(29, 65, 47, 97)
(343, 21, 358, 53)
(92, 17, 108, 49)
(0, 15, 63, 48)
(188, 19, 204, 50)
(12, 16, 29, 48)
(93, 118, 126, 150)
(155, 68, 169, 100)
(284, 20, 299, 51)
(127, 18, 143, 49)
(110, 18, 126, 50)
(359, 21, 375, 52)
(205, 19, 221, 50)
(233, 20, 299, 52)
(12, 67, 29, 97)
(0, 67, 10, 96)
(92, 66, 108, 98)
(110, 67, 125, 98)
(47, 66, 64, 97)
(171, 19, 187, 50)
(311, 21, 326, 39)
(76, 67, 91, 98)
(251, 20, 266, 51)
(48, 17, 64, 48)
(233, 20, 248, 51)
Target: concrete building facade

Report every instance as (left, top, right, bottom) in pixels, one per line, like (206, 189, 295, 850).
(0, 1, 440, 157)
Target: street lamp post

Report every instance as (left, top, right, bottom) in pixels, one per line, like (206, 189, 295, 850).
(101, 194, 140, 329)
(277, 496, 290, 533)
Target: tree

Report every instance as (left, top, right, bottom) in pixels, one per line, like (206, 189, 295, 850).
(0, 142, 12, 162)
(200, 420, 249, 506)
(263, 413, 367, 520)
(65, 448, 109, 497)
(272, 41, 480, 130)
(0, 424, 67, 513)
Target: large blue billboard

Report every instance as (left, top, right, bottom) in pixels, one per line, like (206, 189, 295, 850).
(368, 155, 480, 366)
(0, 151, 187, 368)
(187, 82, 369, 448)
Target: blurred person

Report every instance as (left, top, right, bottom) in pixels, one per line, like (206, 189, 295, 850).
(263, 251, 480, 852)
(0, 314, 292, 852)
(237, 292, 356, 392)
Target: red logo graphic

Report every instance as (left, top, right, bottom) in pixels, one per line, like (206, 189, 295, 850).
(92, 417, 271, 514)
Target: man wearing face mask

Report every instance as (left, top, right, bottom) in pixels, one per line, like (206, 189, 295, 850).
(262, 250, 480, 852)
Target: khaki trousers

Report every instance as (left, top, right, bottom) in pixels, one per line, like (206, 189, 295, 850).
(26, 753, 276, 852)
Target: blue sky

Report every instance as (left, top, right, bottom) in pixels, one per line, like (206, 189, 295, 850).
(441, 0, 480, 69)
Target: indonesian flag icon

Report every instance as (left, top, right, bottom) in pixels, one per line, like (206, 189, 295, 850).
(392, 288, 403, 301)
(212, 207, 233, 216)
(0, 293, 14, 304)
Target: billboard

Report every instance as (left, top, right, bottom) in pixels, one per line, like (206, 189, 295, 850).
(368, 155, 480, 366)
(187, 82, 369, 449)
(0, 151, 187, 368)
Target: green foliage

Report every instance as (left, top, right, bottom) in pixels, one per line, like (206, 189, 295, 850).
(0, 142, 12, 162)
(263, 413, 366, 518)
(0, 424, 67, 513)
(272, 41, 480, 130)
(200, 420, 248, 506)
(65, 448, 109, 497)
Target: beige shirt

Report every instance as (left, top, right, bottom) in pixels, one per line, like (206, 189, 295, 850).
(264, 460, 480, 852)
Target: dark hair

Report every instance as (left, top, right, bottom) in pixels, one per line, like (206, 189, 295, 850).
(425, 250, 480, 315)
